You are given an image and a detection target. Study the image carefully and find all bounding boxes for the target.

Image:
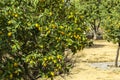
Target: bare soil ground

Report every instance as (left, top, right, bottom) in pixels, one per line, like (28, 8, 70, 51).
(54, 40, 120, 80)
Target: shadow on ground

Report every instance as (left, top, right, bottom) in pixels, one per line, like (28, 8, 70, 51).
(91, 44, 105, 48)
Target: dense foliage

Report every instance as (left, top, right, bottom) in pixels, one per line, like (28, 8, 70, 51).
(0, 0, 88, 80)
(75, 0, 104, 39)
(102, 0, 120, 43)
(102, 0, 120, 67)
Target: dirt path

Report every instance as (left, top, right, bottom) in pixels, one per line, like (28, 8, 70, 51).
(55, 40, 120, 80)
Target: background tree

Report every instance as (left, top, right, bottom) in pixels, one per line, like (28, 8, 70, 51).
(102, 0, 120, 67)
(75, 0, 103, 40)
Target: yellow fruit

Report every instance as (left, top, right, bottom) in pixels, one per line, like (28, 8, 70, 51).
(74, 35, 76, 38)
(47, 30, 50, 34)
(14, 70, 19, 75)
(35, 23, 40, 28)
(52, 24, 56, 29)
(68, 33, 71, 36)
(60, 31, 65, 35)
(80, 16, 84, 19)
(8, 20, 12, 24)
(51, 56, 53, 60)
(52, 26, 56, 29)
(77, 35, 79, 38)
(27, 22, 31, 26)
(9, 74, 13, 79)
(43, 57, 47, 61)
(14, 14, 18, 17)
(70, 12, 73, 15)
(8, 32, 12, 37)
(49, 12, 52, 16)
(51, 20, 54, 23)
(77, 28, 81, 31)
(59, 26, 64, 29)
(53, 60, 57, 63)
(30, 60, 34, 65)
(68, 15, 73, 19)
(55, 37, 58, 40)
(57, 55, 62, 59)
(38, 27, 42, 31)
(45, 75, 48, 78)
(40, 45, 43, 48)
(56, 64, 59, 67)
(58, 66, 61, 69)
(43, 63, 47, 67)
(48, 56, 53, 60)
(74, 18, 77, 23)
(56, 37, 60, 42)
(48, 56, 51, 60)
(74, 20, 77, 23)
(55, 69, 58, 72)
(14, 62, 18, 67)
(50, 72, 54, 76)
(45, 27, 49, 31)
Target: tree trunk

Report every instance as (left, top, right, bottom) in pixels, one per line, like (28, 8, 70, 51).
(91, 19, 100, 40)
(93, 30, 97, 40)
(115, 43, 120, 67)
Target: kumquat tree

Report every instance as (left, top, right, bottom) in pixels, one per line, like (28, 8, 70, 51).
(76, 0, 103, 40)
(0, 0, 89, 80)
(102, 0, 120, 67)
